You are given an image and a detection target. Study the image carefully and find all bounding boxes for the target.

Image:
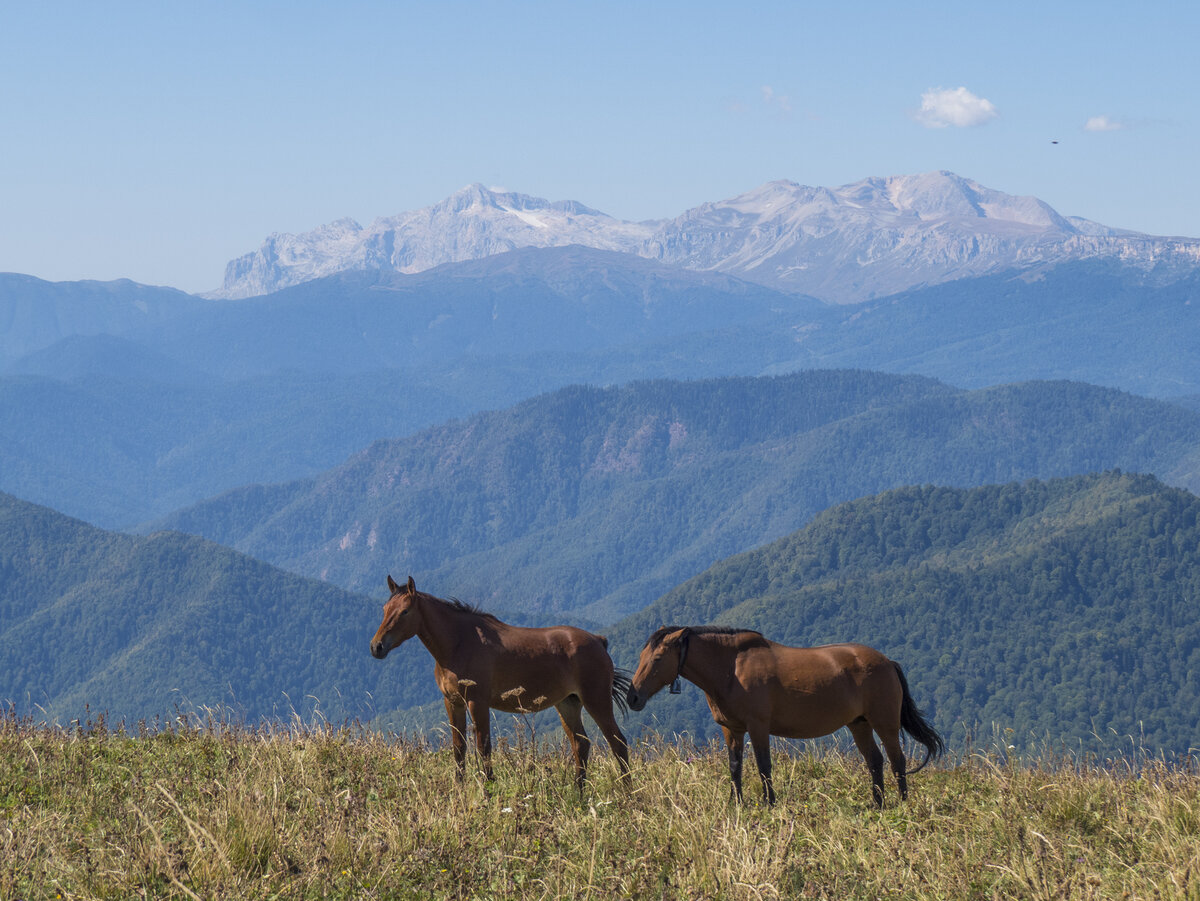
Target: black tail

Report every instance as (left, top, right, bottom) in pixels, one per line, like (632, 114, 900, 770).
(611, 668, 632, 717)
(894, 662, 945, 773)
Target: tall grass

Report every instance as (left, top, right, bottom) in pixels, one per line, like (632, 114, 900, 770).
(2, 708, 1197, 900)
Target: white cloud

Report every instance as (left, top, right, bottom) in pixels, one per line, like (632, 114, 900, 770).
(761, 85, 793, 113)
(914, 86, 998, 128)
(1085, 115, 1124, 132)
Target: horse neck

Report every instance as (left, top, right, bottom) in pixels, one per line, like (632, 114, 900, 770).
(681, 632, 742, 696)
(413, 594, 486, 664)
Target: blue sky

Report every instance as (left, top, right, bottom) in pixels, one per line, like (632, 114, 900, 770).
(2, 1, 1196, 293)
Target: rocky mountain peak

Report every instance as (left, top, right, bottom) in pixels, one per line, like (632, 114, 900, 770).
(212, 172, 1200, 303)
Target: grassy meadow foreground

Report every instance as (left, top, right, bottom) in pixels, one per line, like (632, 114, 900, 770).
(2, 712, 1198, 900)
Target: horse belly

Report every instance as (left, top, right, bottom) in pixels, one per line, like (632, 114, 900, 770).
(487, 651, 577, 713)
(768, 681, 864, 739)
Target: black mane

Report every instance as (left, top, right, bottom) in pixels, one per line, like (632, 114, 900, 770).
(426, 592, 503, 624)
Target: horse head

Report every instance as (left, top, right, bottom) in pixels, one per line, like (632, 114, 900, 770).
(370, 575, 422, 659)
(626, 626, 690, 710)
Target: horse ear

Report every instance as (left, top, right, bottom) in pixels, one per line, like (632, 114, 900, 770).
(666, 627, 690, 647)
(406, 575, 417, 594)
(387, 574, 400, 595)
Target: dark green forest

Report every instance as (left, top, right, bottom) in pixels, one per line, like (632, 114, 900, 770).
(607, 471, 1200, 756)
(157, 371, 1200, 624)
(0, 492, 431, 724)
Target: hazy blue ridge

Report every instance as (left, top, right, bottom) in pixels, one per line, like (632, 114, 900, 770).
(5, 252, 1200, 530)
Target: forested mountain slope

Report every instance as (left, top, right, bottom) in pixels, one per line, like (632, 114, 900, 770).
(0, 493, 426, 724)
(156, 372, 1200, 624)
(607, 472, 1200, 754)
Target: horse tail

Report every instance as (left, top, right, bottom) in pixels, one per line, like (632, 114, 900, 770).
(592, 632, 630, 715)
(894, 662, 945, 773)
(610, 667, 632, 717)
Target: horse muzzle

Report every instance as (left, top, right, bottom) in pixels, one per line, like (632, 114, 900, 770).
(626, 688, 647, 711)
(370, 637, 391, 659)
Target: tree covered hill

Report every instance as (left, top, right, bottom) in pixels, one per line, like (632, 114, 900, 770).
(155, 371, 1200, 624)
(0, 492, 429, 724)
(606, 471, 1200, 755)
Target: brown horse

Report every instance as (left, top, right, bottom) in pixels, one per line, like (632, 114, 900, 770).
(370, 576, 631, 789)
(626, 626, 944, 806)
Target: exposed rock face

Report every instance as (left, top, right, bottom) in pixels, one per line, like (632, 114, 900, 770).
(215, 186, 657, 299)
(213, 172, 1200, 303)
(640, 172, 1200, 301)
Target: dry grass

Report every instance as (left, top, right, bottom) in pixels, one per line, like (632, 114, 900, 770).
(2, 708, 1198, 900)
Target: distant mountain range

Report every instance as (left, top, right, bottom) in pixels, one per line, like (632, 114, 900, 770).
(1, 248, 814, 379)
(0, 275, 202, 364)
(214, 172, 1200, 303)
(5, 253, 1200, 528)
(215, 186, 656, 300)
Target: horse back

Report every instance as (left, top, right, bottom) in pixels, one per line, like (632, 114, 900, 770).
(497, 622, 610, 658)
(467, 622, 614, 711)
(738, 641, 902, 738)
(741, 639, 876, 675)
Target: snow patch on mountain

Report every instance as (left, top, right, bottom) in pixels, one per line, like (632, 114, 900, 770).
(214, 185, 659, 299)
(212, 172, 1200, 303)
(642, 172, 1200, 300)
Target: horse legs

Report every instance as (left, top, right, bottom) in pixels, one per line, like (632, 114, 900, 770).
(848, 719, 886, 807)
(879, 727, 908, 800)
(748, 725, 776, 806)
(554, 695, 592, 793)
(721, 726, 745, 802)
(466, 699, 495, 781)
(577, 694, 631, 783)
(443, 695, 468, 779)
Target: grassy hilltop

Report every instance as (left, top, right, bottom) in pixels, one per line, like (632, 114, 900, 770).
(3, 713, 1197, 900)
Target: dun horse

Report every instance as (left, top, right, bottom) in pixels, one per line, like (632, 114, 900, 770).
(626, 626, 944, 806)
(370, 576, 631, 789)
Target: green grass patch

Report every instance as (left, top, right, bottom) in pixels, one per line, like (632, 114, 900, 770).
(1, 710, 1197, 899)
